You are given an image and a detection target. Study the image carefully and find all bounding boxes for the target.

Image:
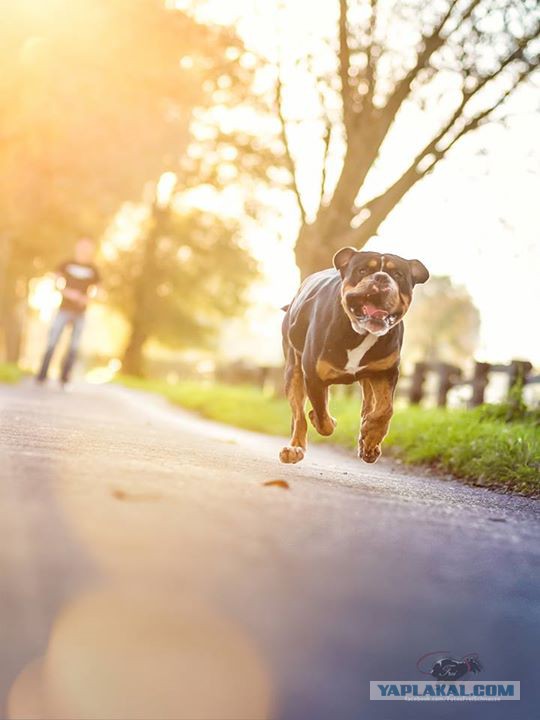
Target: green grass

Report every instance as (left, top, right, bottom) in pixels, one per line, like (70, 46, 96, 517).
(0, 362, 24, 384)
(116, 376, 540, 496)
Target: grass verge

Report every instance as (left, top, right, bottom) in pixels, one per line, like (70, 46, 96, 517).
(0, 362, 24, 384)
(116, 376, 540, 496)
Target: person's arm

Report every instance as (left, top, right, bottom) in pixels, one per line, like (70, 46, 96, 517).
(68, 270, 102, 308)
(55, 264, 87, 307)
(86, 268, 103, 303)
(62, 287, 85, 302)
(54, 263, 66, 292)
(87, 281, 106, 303)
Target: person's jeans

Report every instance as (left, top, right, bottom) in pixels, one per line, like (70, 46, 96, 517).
(37, 310, 86, 383)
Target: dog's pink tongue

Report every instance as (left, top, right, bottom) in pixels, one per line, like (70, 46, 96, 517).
(363, 303, 388, 320)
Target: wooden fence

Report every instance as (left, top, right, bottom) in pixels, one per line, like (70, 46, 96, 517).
(406, 359, 539, 407)
(221, 358, 539, 408)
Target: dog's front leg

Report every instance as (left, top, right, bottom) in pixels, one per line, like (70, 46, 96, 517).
(305, 376, 336, 437)
(280, 353, 308, 464)
(358, 370, 398, 463)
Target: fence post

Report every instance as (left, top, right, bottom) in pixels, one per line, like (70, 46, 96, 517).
(436, 363, 462, 407)
(258, 366, 269, 390)
(507, 359, 532, 399)
(470, 362, 491, 407)
(409, 362, 427, 405)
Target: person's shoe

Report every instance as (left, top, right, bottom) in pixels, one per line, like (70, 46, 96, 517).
(35, 376, 47, 386)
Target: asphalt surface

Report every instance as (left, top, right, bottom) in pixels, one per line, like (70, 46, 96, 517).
(1, 380, 539, 720)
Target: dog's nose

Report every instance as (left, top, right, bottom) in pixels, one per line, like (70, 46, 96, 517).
(367, 273, 391, 295)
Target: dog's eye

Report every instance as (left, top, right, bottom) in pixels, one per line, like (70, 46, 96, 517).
(393, 270, 404, 280)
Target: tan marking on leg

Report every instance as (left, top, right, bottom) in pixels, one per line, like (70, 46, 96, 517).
(280, 357, 308, 464)
(358, 373, 397, 463)
(307, 383, 336, 436)
(308, 408, 336, 436)
(360, 350, 400, 373)
(307, 366, 338, 435)
(316, 358, 344, 382)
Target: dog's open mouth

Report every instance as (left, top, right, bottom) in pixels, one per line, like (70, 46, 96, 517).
(346, 299, 398, 333)
(348, 302, 389, 324)
(361, 303, 389, 322)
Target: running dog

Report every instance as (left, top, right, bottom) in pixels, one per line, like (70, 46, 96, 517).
(280, 248, 429, 464)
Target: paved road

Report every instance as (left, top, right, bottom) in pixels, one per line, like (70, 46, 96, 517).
(1, 381, 539, 720)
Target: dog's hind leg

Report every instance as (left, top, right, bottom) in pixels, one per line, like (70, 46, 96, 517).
(306, 377, 336, 436)
(279, 351, 308, 464)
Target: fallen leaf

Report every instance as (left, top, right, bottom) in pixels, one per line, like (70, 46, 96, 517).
(111, 489, 161, 502)
(262, 480, 290, 490)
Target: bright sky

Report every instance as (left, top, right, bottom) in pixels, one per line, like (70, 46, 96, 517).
(183, 0, 540, 366)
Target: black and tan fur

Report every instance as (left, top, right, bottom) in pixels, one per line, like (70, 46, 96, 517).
(280, 248, 429, 464)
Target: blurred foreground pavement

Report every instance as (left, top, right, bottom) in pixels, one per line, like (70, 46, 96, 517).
(0, 380, 539, 720)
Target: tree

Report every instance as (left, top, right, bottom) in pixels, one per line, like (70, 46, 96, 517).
(104, 191, 257, 376)
(95, 10, 289, 374)
(402, 275, 480, 366)
(275, 0, 540, 276)
(0, 0, 259, 360)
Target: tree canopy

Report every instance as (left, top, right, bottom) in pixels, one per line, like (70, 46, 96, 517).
(104, 198, 257, 376)
(0, 0, 281, 359)
(274, 0, 540, 275)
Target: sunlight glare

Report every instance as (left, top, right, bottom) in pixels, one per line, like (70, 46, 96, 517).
(156, 172, 177, 209)
(27, 276, 61, 321)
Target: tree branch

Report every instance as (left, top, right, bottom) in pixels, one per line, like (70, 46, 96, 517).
(364, 0, 379, 109)
(310, 58, 334, 214)
(401, 31, 540, 178)
(346, 59, 539, 245)
(437, 64, 539, 157)
(275, 69, 307, 225)
(382, 0, 479, 131)
(354, 26, 540, 211)
(338, 0, 354, 133)
(318, 121, 332, 211)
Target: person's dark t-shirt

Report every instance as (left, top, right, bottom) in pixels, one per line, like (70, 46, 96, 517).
(57, 260, 100, 314)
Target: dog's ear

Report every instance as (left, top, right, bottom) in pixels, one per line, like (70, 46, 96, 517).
(408, 259, 429, 285)
(333, 247, 357, 274)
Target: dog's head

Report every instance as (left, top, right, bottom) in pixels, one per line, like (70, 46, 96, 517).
(333, 247, 429, 336)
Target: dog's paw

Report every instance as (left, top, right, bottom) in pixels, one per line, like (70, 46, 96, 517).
(279, 446, 305, 464)
(358, 440, 381, 464)
(308, 409, 336, 437)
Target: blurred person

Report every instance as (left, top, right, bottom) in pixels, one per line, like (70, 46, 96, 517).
(36, 238, 100, 387)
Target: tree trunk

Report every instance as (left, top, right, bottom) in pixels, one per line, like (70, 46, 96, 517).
(121, 324, 148, 377)
(4, 306, 23, 362)
(0, 264, 24, 364)
(294, 135, 383, 279)
(294, 169, 406, 279)
(294, 223, 329, 279)
(119, 203, 167, 376)
(294, 209, 376, 279)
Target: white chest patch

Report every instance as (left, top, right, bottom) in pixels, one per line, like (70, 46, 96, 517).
(344, 334, 378, 373)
